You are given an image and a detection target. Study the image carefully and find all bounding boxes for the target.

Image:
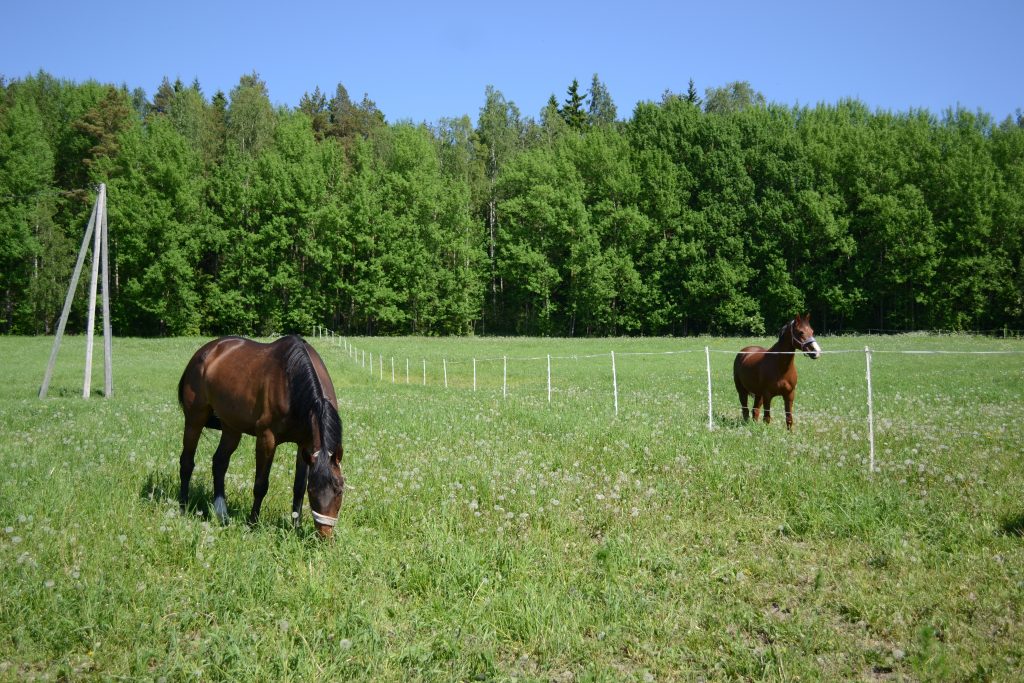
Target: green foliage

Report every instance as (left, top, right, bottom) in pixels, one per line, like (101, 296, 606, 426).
(0, 72, 1022, 337)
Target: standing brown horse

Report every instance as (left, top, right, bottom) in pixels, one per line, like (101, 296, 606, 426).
(733, 314, 821, 430)
(177, 335, 345, 538)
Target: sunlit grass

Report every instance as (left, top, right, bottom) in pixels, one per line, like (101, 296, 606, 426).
(2, 333, 1023, 680)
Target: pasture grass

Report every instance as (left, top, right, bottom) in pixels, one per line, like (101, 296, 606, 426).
(2, 333, 1023, 681)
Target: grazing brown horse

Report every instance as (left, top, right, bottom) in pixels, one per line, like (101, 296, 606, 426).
(177, 335, 345, 538)
(733, 314, 821, 430)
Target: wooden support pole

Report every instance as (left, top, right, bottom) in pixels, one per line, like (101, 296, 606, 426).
(40, 194, 99, 398)
(100, 186, 113, 397)
(83, 187, 104, 398)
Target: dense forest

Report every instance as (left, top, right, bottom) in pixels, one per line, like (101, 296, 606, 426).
(1, 71, 1022, 337)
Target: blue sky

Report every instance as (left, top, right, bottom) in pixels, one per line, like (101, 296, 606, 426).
(4, 0, 1022, 124)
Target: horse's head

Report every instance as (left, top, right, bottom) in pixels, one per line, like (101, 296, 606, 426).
(308, 448, 344, 539)
(787, 313, 821, 359)
(307, 397, 345, 539)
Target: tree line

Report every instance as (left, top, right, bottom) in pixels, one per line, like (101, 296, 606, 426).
(1, 70, 1022, 337)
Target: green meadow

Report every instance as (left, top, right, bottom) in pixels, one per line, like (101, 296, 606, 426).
(2, 334, 1023, 681)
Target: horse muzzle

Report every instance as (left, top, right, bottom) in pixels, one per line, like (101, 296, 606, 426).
(802, 338, 822, 359)
(311, 509, 338, 538)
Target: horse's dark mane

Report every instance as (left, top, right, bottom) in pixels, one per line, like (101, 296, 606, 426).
(279, 335, 342, 486)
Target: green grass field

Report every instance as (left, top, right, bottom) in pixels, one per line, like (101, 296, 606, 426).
(2, 333, 1023, 681)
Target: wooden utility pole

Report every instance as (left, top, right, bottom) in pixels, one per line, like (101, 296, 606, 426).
(39, 184, 113, 399)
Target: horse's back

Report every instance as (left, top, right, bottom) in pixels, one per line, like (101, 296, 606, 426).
(179, 337, 284, 430)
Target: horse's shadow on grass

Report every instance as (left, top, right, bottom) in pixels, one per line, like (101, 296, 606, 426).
(998, 512, 1024, 538)
(138, 471, 312, 537)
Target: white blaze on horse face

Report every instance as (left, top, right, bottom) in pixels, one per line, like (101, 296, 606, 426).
(807, 340, 822, 359)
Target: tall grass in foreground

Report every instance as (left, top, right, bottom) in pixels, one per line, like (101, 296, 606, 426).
(2, 334, 1023, 681)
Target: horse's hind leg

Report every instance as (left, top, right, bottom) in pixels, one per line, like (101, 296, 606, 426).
(752, 395, 764, 422)
(734, 381, 750, 421)
(211, 430, 242, 524)
(291, 448, 309, 529)
(179, 418, 205, 512)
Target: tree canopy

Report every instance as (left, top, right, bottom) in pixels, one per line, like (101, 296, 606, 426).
(1, 71, 1021, 336)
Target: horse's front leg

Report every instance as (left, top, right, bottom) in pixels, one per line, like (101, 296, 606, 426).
(752, 395, 764, 422)
(211, 430, 242, 524)
(291, 447, 309, 529)
(762, 395, 773, 425)
(248, 432, 278, 526)
(783, 392, 795, 431)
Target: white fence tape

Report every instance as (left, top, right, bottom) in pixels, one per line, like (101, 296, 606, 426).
(321, 330, 1023, 473)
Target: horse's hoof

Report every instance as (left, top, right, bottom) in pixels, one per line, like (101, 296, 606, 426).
(213, 497, 229, 524)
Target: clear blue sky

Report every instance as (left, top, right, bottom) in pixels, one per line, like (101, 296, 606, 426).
(4, 0, 1022, 124)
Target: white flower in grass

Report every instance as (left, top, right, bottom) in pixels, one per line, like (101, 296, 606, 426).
(339, 638, 352, 650)
(44, 579, 55, 589)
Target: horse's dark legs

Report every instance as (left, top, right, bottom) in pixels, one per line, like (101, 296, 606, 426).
(783, 393, 794, 431)
(737, 388, 750, 421)
(211, 430, 242, 524)
(762, 395, 773, 425)
(248, 433, 278, 525)
(178, 421, 204, 511)
(752, 395, 764, 422)
(291, 448, 309, 529)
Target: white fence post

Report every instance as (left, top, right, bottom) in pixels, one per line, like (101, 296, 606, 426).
(503, 356, 508, 399)
(379, 353, 383, 381)
(391, 357, 395, 383)
(369, 351, 373, 376)
(473, 358, 477, 391)
(611, 351, 618, 416)
(406, 358, 410, 384)
(547, 354, 551, 403)
(422, 359, 426, 386)
(443, 359, 448, 388)
(705, 346, 714, 431)
(865, 346, 876, 473)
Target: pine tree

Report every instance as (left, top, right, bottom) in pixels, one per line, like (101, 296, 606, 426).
(560, 79, 588, 131)
(587, 74, 617, 127)
(686, 78, 701, 106)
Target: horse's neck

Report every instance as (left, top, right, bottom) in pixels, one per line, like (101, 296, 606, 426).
(769, 333, 796, 363)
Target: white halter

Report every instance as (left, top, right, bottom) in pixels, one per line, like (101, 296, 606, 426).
(310, 509, 338, 527)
